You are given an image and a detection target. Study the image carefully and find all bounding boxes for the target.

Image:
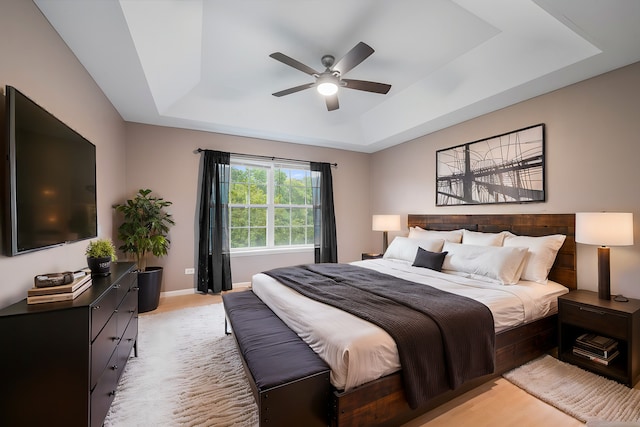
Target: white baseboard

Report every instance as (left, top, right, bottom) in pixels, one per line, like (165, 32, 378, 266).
(161, 288, 197, 298)
(160, 281, 251, 298)
(233, 281, 252, 288)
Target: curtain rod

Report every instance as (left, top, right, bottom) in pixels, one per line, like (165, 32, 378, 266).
(195, 148, 337, 167)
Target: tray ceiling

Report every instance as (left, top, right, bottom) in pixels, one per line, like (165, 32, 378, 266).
(34, 0, 640, 153)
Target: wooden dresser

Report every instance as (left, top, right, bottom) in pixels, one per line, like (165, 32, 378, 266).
(0, 262, 138, 426)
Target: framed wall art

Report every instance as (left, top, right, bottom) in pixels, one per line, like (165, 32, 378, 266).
(436, 124, 545, 206)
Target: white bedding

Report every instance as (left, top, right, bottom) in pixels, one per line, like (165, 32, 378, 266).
(251, 258, 568, 391)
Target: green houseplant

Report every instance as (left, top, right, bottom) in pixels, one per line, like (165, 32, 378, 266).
(85, 238, 117, 276)
(113, 189, 175, 312)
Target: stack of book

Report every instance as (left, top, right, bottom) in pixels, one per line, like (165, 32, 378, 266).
(572, 332, 619, 366)
(27, 272, 92, 305)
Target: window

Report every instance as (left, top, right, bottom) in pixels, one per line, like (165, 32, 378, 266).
(229, 158, 313, 251)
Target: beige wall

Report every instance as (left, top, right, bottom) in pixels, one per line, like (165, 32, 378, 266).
(0, 0, 127, 307)
(370, 61, 640, 299)
(123, 123, 371, 292)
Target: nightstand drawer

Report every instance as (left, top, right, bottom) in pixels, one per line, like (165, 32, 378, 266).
(561, 301, 627, 339)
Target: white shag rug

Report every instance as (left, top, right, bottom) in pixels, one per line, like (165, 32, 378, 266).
(104, 303, 259, 427)
(504, 355, 640, 423)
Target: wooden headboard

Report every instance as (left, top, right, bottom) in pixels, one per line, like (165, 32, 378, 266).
(407, 214, 576, 290)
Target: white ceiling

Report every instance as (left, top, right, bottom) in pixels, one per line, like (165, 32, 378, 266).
(34, 0, 640, 153)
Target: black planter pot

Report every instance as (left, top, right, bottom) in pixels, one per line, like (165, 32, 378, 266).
(87, 257, 111, 276)
(137, 266, 163, 313)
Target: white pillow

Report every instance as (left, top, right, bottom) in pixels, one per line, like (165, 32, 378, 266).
(442, 241, 528, 285)
(503, 233, 566, 283)
(383, 236, 445, 262)
(462, 229, 506, 246)
(408, 226, 463, 243)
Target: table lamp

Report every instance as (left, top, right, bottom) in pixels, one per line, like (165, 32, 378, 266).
(575, 212, 634, 300)
(372, 214, 401, 253)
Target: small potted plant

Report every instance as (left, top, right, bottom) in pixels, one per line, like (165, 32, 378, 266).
(85, 238, 117, 276)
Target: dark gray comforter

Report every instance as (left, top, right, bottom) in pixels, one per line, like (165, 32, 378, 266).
(263, 263, 495, 409)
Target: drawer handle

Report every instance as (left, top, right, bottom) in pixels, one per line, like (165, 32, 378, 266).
(92, 305, 100, 310)
(114, 284, 121, 289)
(129, 309, 136, 313)
(579, 306, 606, 315)
(109, 390, 117, 397)
(113, 336, 121, 342)
(132, 287, 139, 291)
(111, 364, 118, 370)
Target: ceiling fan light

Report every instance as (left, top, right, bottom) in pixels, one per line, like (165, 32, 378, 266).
(317, 81, 338, 96)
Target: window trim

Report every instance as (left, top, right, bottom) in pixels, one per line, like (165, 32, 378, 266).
(229, 157, 314, 253)
(230, 246, 314, 257)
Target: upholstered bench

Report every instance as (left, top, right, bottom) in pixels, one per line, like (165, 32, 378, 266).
(222, 290, 331, 427)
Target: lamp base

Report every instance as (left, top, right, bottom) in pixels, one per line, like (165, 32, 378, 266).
(382, 231, 389, 253)
(597, 246, 611, 300)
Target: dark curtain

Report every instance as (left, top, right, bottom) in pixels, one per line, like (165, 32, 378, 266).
(311, 162, 338, 263)
(197, 150, 232, 293)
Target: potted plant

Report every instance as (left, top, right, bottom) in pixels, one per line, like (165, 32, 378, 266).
(85, 238, 117, 276)
(113, 189, 175, 313)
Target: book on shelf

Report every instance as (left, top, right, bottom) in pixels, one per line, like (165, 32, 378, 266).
(27, 274, 91, 297)
(27, 278, 92, 305)
(572, 346, 620, 366)
(574, 339, 618, 358)
(576, 332, 617, 349)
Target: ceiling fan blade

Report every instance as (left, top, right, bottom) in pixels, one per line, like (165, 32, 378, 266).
(325, 94, 339, 111)
(272, 82, 315, 97)
(342, 79, 391, 94)
(333, 42, 374, 75)
(269, 52, 319, 76)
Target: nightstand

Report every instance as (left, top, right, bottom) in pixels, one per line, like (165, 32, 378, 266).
(558, 290, 640, 387)
(362, 253, 383, 260)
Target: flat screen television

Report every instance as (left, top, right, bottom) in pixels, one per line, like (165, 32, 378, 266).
(4, 86, 97, 256)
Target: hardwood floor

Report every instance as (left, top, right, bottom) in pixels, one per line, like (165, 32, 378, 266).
(151, 291, 224, 314)
(147, 292, 584, 427)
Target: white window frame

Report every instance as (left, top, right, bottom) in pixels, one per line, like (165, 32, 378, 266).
(229, 157, 314, 255)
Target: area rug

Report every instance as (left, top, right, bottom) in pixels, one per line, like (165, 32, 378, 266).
(104, 303, 259, 427)
(504, 355, 640, 423)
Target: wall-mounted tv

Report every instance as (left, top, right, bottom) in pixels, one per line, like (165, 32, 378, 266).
(4, 86, 97, 256)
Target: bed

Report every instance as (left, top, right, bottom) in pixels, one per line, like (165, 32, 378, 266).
(250, 213, 576, 426)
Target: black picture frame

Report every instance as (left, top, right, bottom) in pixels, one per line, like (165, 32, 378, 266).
(436, 124, 545, 206)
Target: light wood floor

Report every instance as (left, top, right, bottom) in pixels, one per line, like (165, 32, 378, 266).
(147, 292, 585, 427)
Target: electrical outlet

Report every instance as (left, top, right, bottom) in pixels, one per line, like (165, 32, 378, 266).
(185, 268, 195, 275)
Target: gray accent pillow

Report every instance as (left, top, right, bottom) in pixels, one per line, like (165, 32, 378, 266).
(412, 247, 447, 272)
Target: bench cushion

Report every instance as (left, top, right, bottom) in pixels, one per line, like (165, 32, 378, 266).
(222, 291, 329, 390)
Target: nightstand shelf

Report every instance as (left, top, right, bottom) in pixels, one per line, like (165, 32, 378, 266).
(558, 290, 640, 387)
(362, 253, 383, 260)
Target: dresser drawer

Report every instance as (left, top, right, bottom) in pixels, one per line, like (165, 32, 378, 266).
(91, 312, 118, 391)
(90, 348, 120, 427)
(91, 286, 118, 341)
(117, 315, 138, 382)
(561, 301, 628, 339)
(116, 288, 138, 339)
(115, 270, 138, 304)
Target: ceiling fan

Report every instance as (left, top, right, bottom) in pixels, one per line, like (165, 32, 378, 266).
(269, 42, 391, 111)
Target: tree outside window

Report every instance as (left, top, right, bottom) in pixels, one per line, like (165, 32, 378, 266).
(230, 160, 313, 250)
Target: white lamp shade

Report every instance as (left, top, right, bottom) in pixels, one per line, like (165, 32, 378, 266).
(372, 214, 401, 232)
(575, 212, 634, 246)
